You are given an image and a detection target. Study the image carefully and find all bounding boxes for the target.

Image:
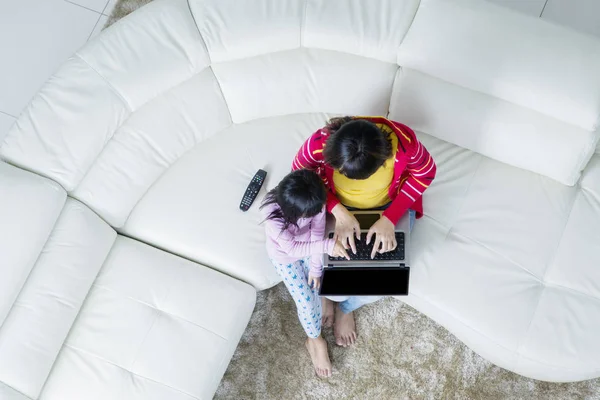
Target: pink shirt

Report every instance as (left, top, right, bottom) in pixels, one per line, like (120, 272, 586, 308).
(262, 203, 335, 277)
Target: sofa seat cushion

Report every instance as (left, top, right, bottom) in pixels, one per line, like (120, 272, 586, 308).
(39, 235, 256, 400)
(0, 160, 255, 399)
(121, 113, 335, 290)
(403, 133, 600, 382)
(0, 162, 66, 328)
(0, 188, 115, 399)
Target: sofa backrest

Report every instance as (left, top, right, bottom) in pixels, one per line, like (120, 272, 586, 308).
(0, 162, 116, 399)
(0, 0, 421, 228)
(2, 0, 599, 227)
(391, 0, 600, 185)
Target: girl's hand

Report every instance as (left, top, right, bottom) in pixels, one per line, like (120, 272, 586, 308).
(330, 239, 351, 260)
(332, 204, 361, 254)
(366, 216, 396, 259)
(308, 274, 321, 291)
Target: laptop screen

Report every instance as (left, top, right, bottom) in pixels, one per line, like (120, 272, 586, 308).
(355, 213, 380, 230)
(320, 267, 410, 296)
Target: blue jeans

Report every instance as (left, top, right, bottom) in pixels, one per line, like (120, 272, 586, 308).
(326, 209, 416, 314)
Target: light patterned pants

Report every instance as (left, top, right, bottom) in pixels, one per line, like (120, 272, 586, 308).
(272, 258, 322, 338)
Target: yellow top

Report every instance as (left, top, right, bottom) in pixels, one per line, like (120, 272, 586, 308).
(332, 127, 398, 209)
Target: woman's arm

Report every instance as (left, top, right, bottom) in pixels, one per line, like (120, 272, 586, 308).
(291, 131, 323, 171)
(383, 139, 437, 225)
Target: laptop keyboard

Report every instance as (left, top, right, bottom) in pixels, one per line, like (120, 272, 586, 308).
(328, 232, 405, 262)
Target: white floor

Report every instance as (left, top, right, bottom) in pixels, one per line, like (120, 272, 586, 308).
(0, 0, 599, 142)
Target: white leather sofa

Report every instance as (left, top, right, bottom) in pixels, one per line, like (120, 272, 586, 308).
(1, 0, 600, 397)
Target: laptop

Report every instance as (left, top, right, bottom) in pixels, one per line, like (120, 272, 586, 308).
(319, 210, 411, 296)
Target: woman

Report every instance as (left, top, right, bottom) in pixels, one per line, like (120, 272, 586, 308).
(291, 116, 436, 347)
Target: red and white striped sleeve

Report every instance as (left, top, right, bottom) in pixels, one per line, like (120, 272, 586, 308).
(402, 140, 436, 202)
(292, 131, 322, 171)
(383, 137, 436, 224)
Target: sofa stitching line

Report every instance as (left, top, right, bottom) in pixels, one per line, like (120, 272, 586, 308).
(78, 124, 173, 227)
(450, 230, 543, 283)
(67, 53, 134, 197)
(209, 66, 235, 123)
(420, 214, 599, 301)
(37, 231, 118, 398)
(186, 0, 211, 63)
(387, 65, 403, 117)
(129, 281, 171, 371)
(186, 0, 235, 125)
(0, 192, 66, 333)
(398, 0, 422, 47)
(569, 131, 599, 185)
(108, 229, 262, 288)
(540, 187, 581, 282)
(73, 53, 133, 112)
(542, 280, 600, 303)
(90, 284, 229, 341)
(129, 308, 160, 370)
(441, 154, 558, 280)
(0, 380, 33, 400)
(118, 122, 234, 228)
(300, 0, 308, 48)
(443, 154, 484, 242)
(513, 285, 545, 361)
(185, 0, 238, 125)
(63, 344, 200, 400)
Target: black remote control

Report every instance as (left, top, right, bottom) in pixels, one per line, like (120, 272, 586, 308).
(240, 169, 267, 211)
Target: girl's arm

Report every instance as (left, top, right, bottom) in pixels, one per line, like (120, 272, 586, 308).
(265, 219, 335, 261)
(308, 209, 330, 277)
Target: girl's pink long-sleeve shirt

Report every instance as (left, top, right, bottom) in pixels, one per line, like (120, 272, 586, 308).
(262, 203, 335, 277)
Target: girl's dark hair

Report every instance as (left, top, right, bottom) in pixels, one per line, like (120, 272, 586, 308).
(323, 117, 392, 180)
(260, 169, 327, 231)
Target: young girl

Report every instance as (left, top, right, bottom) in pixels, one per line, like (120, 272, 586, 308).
(261, 169, 349, 378)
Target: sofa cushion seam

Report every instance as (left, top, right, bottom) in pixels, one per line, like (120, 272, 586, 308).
(37, 230, 118, 398)
(89, 284, 229, 341)
(0, 380, 33, 400)
(73, 53, 133, 112)
(63, 344, 200, 400)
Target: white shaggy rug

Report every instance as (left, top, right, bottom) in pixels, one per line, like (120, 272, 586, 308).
(106, 2, 600, 398)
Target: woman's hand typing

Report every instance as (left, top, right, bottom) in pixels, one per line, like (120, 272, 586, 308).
(366, 215, 396, 259)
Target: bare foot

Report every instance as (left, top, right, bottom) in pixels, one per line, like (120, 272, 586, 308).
(321, 297, 334, 328)
(305, 337, 332, 378)
(334, 305, 357, 347)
